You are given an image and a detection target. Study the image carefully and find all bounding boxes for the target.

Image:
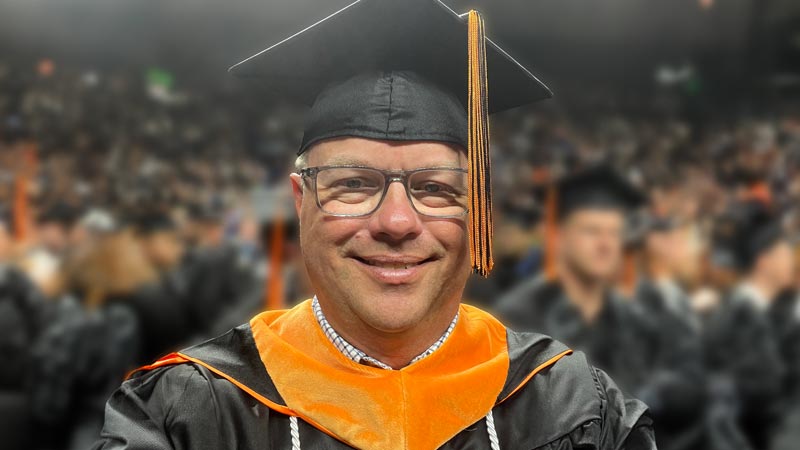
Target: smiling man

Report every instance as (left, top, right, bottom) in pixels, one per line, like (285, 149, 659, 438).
(93, 0, 655, 449)
(292, 138, 472, 370)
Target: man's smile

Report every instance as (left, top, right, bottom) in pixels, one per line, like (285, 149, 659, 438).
(347, 254, 438, 284)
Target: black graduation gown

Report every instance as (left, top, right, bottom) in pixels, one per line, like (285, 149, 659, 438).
(766, 291, 800, 450)
(495, 276, 704, 450)
(0, 265, 47, 450)
(632, 280, 709, 450)
(29, 295, 140, 450)
(704, 286, 786, 450)
(93, 319, 655, 449)
(108, 272, 195, 367)
(768, 291, 800, 401)
(179, 244, 261, 336)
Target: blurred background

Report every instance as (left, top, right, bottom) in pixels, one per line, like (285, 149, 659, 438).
(1, 0, 799, 449)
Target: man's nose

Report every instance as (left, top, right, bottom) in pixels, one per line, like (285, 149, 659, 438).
(368, 181, 423, 242)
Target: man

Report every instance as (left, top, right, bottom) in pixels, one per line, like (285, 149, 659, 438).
(634, 216, 731, 450)
(704, 201, 792, 450)
(495, 166, 703, 450)
(638, 216, 702, 331)
(93, 1, 654, 448)
(179, 201, 261, 338)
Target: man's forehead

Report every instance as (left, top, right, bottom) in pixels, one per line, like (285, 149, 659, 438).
(563, 208, 627, 227)
(306, 138, 467, 169)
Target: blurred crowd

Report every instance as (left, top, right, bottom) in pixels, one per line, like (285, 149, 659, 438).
(1, 59, 800, 450)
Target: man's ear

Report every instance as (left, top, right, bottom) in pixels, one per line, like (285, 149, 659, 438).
(289, 173, 304, 218)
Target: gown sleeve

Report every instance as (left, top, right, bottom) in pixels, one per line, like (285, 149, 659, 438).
(92, 364, 219, 450)
(594, 367, 657, 450)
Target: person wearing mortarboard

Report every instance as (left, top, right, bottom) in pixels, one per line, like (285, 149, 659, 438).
(176, 199, 263, 339)
(494, 164, 649, 338)
(631, 213, 717, 450)
(93, 1, 654, 449)
(704, 202, 793, 450)
(495, 165, 703, 450)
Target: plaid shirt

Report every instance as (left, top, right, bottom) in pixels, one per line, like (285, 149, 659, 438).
(311, 296, 458, 370)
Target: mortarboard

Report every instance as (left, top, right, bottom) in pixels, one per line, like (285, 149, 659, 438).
(555, 165, 647, 220)
(130, 210, 177, 236)
(228, 0, 552, 276)
(37, 203, 82, 227)
(538, 165, 646, 281)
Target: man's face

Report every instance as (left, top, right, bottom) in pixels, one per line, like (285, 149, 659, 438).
(646, 225, 702, 285)
(143, 231, 185, 271)
(559, 209, 625, 283)
(759, 241, 795, 290)
(290, 138, 471, 334)
(38, 222, 69, 254)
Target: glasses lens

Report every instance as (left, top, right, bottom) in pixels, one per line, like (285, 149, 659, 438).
(408, 169, 468, 217)
(315, 167, 385, 215)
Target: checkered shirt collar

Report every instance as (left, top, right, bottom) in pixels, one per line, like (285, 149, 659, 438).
(311, 296, 458, 370)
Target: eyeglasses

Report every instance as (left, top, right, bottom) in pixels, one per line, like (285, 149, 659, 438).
(299, 165, 469, 218)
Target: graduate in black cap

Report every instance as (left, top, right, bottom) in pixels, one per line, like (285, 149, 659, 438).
(94, 1, 654, 449)
(495, 164, 649, 347)
(704, 202, 793, 450)
(496, 165, 705, 450)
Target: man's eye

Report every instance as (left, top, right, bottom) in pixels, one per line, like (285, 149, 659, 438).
(336, 178, 375, 189)
(414, 182, 453, 194)
(423, 183, 442, 193)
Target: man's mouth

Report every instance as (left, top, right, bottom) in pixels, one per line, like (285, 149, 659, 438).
(348, 255, 437, 283)
(352, 256, 433, 269)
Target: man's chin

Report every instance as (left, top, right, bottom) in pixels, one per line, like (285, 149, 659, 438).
(349, 291, 433, 331)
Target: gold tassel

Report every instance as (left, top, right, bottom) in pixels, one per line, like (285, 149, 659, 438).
(467, 10, 493, 277)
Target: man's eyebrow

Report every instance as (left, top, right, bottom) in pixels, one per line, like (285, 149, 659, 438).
(323, 156, 371, 166)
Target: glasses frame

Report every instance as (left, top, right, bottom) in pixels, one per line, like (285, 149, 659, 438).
(298, 165, 469, 218)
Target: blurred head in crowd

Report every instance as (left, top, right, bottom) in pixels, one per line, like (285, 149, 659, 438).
(734, 202, 796, 298)
(556, 166, 645, 285)
(644, 219, 704, 287)
(132, 211, 184, 272)
(748, 238, 795, 296)
(186, 203, 225, 248)
(36, 203, 80, 255)
(65, 229, 157, 308)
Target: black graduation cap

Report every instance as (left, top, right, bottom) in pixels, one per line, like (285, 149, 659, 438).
(131, 210, 177, 236)
(555, 165, 647, 220)
(228, 0, 552, 276)
(729, 201, 785, 271)
(37, 203, 82, 227)
(187, 202, 225, 224)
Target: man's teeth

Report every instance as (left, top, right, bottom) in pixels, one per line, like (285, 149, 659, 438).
(365, 260, 421, 269)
